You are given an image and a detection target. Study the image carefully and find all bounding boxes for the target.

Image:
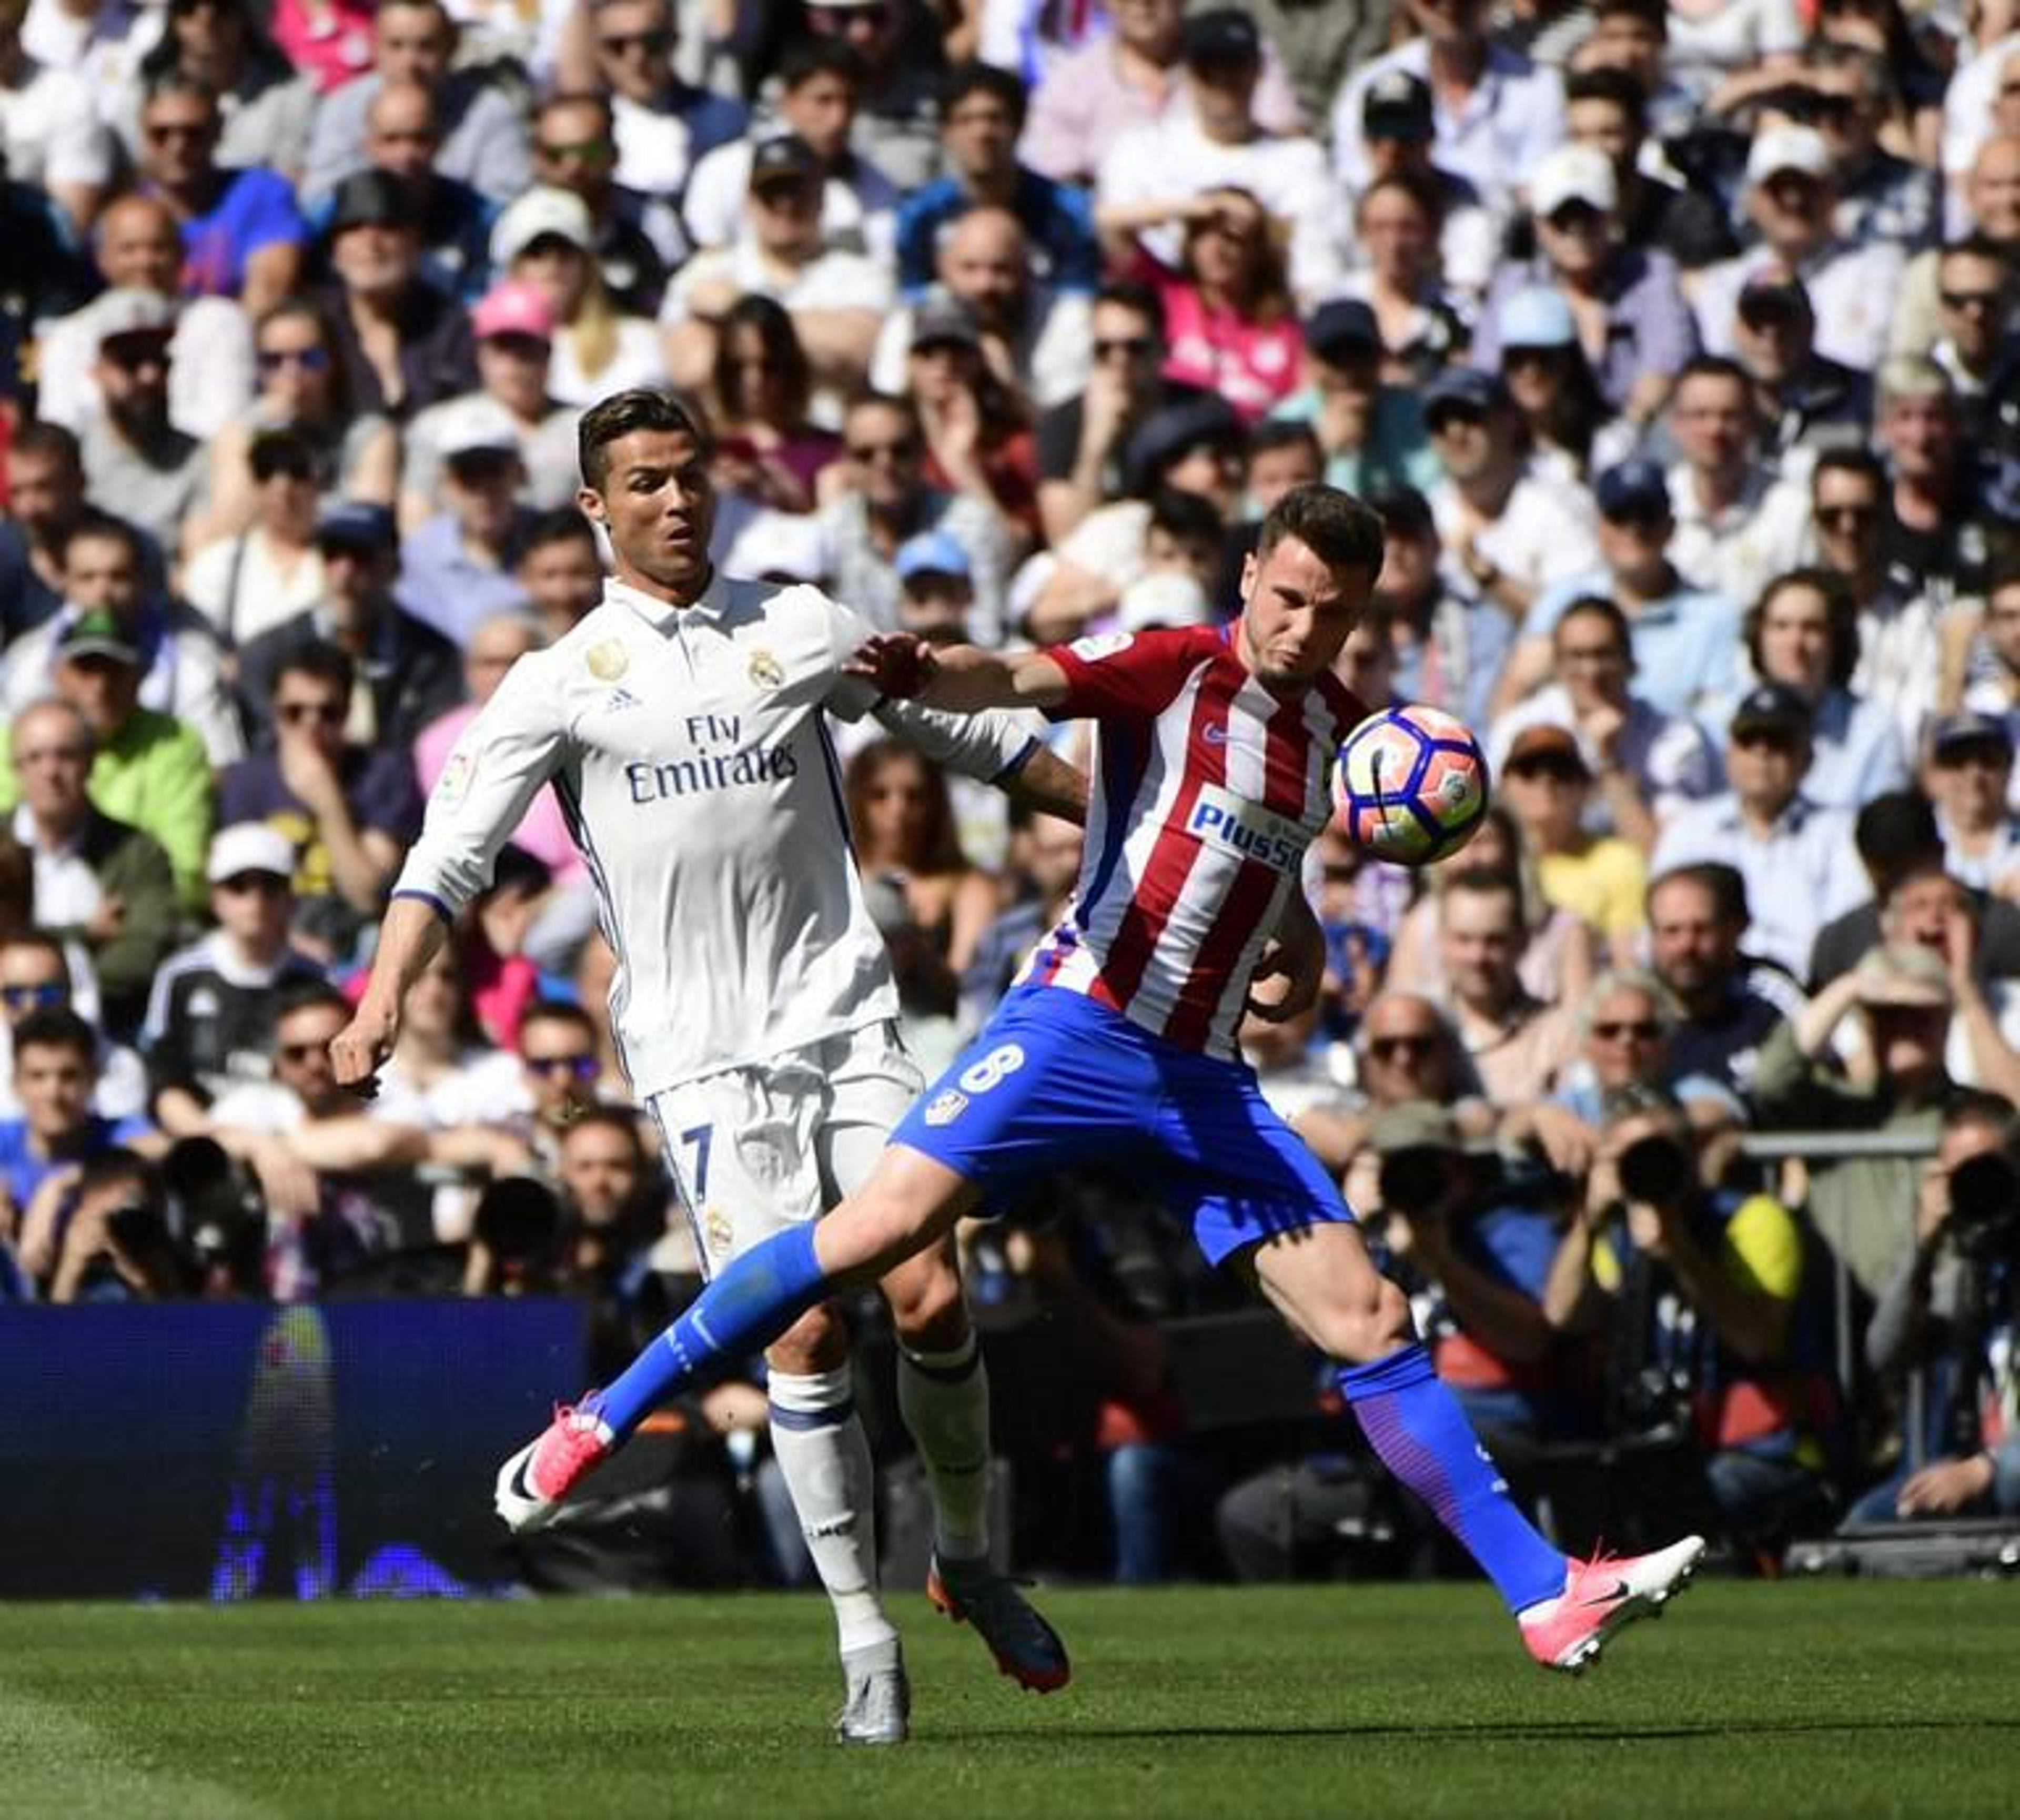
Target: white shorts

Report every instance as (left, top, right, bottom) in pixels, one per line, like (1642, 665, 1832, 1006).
(642, 1020, 922, 1278)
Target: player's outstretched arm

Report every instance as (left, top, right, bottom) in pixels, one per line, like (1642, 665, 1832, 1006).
(329, 894, 450, 1097)
(846, 633, 1069, 713)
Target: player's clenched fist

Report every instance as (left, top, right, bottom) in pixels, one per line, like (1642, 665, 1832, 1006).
(328, 998, 400, 1099)
(844, 632, 941, 700)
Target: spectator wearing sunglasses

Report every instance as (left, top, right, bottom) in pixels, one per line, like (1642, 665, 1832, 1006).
(142, 822, 326, 1136)
(0, 931, 150, 1123)
(1, 701, 176, 1041)
(215, 642, 423, 961)
(585, 0, 746, 198)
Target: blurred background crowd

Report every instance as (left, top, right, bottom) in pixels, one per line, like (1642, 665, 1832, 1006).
(0, 0, 2016, 1589)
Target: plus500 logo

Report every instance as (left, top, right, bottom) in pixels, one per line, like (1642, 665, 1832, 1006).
(1186, 783, 1306, 876)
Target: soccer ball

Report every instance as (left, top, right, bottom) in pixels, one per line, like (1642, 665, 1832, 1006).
(1334, 703, 1489, 866)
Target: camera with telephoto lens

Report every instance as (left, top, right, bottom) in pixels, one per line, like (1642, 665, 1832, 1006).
(1946, 1150, 2020, 1263)
(1378, 1146, 1577, 1218)
(473, 1175, 563, 1260)
(1617, 1132, 1694, 1207)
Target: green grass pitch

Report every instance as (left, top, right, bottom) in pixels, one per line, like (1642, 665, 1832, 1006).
(1, 1581, 2016, 1818)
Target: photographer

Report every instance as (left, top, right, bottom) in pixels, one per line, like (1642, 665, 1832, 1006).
(1844, 1093, 2020, 1524)
(46, 1149, 190, 1304)
(1544, 1088, 1836, 1551)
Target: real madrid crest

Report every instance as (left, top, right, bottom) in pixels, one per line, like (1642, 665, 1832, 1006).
(704, 1206, 735, 1256)
(586, 640, 629, 681)
(747, 648, 785, 690)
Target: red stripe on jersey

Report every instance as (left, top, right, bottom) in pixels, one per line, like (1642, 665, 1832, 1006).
(1162, 685, 1316, 1048)
(1093, 662, 1238, 1008)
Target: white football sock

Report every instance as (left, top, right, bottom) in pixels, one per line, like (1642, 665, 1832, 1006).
(897, 1332, 992, 1562)
(767, 1367, 894, 1656)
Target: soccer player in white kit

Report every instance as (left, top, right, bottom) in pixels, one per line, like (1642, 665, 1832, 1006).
(330, 390, 1085, 1743)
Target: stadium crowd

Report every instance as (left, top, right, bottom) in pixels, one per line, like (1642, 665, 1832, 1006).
(0, 0, 2016, 1585)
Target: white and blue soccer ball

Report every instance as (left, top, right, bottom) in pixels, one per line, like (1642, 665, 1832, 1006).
(1334, 703, 1490, 866)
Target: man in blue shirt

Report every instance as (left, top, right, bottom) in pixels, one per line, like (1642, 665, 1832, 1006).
(896, 62, 1099, 300)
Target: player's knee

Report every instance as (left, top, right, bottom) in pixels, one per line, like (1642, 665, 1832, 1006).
(767, 1300, 849, 1376)
(883, 1247, 968, 1347)
(1312, 1276, 1415, 1365)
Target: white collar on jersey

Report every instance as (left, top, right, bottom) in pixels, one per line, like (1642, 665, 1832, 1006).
(604, 568, 731, 630)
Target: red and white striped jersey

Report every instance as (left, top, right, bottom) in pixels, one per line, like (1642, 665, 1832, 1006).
(1018, 624, 1366, 1058)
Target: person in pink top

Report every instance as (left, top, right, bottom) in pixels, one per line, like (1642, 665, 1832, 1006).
(1140, 186, 1303, 423)
(413, 609, 597, 972)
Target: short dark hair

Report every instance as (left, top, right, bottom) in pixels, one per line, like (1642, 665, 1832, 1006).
(1564, 66, 1647, 122)
(1854, 790, 1942, 869)
(538, 89, 613, 131)
(9, 420, 82, 472)
(941, 59, 1026, 130)
(1943, 1088, 2020, 1144)
(1246, 418, 1322, 464)
(1093, 277, 1166, 340)
(1255, 484, 1385, 580)
(522, 505, 600, 557)
(142, 68, 219, 114)
(519, 997, 598, 1046)
(62, 510, 146, 572)
(1148, 486, 1225, 547)
(1592, 0, 1665, 27)
(1369, 486, 1435, 541)
(1812, 446, 1886, 494)
(275, 981, 353, 1025)
(561, 1104, 647, 1153)
(0, 928, 72, 978)
(1649, 861, 1749, 928)
(1555, 593, 1633, 658)
(1940, 232, 2014, 271)
(1675, 353, 1754, 396)
(578, 388, 711, 491)
(76, 1147, 163, 1204)
(778, 36, 864, 90)
(13, 1005, 97, 1065)
(272, 640, 355, 702)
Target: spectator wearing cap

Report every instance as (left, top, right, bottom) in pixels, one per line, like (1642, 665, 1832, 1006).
(299, 0, 531, 210)
(1558, 63, 1735, 276)
(141, 821, 326, 1135)
(237, 502, 463, 753)
(401, 281, 582, 530)
(1019, 0, 1302, 188)
(1920, 712, 2020, 899)
(530, 89, 687, 321)
(1033, 279, 1206, 545)
(1475, 143, 1696, 434)
(1651, 682, 1864, 977)
(135, 71, 306, 317)
(682, 42, 896, 271)
(494, 185, 668, 410)
(817, 392, 1017, 645)
(1421, 365, 1599, 628)
(1330, 0, 1567, 217)
(1096, 9, 1347, 310)
(1728, 267, 1872, 466)
(664, 136, 890, 404)
(871, 206, 1088, 413)
(1497, 456, 1742, 726)
(1477, 287, 1614, 486)
(0, 603, 216, 911)
(1926, 236, 2020, 439)
(1498, 724, 1648, 966)
(77, 289, 207, 557)
(1659, 356, 1811, 614)
(898, 296, 1043, 542)
(216, 641, 423, 959)
(3, 699, 177, 1040)
(393, 396, 540, 647)
(33, 195, 256, 448)
(896, 61, 1099, 302)
(1490, 593, 1720, 852)
(120, 0, 317, 181)
(317, 168, 478, 421)
(1692, 124, 1905, 376)
(4, 509, 241, 769)
(1734, 568, 1909, 815)
(1022, 405, 1244, 644)
(1874, 356, 1989, 605)
(580, 0, 746, 197)
(305, 78, 496, 306)
(183, 296, 398, 571)
(892, 531, 974, 648)
(1351, 69, 1498, 302)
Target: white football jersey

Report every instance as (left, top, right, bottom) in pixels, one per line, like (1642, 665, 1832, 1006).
(393, 573, 1038, 1096)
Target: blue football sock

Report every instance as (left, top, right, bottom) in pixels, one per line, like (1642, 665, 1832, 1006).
(1339, 1343, 1565, 1613)
(596, 1221, 830, 1442)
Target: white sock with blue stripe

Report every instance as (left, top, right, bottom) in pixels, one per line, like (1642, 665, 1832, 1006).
(768, 1367, 895, 1656)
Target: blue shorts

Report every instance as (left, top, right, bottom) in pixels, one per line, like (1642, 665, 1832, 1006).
(890, 987, 1354, 1267)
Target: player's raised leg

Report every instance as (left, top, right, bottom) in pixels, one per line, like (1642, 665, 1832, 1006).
(1247, 1220, 1704, 1673)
